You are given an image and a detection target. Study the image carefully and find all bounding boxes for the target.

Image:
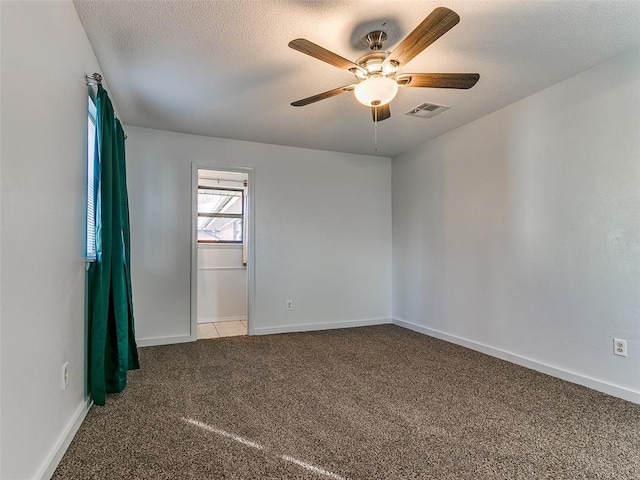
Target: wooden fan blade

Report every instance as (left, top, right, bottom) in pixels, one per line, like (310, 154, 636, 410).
(396, 73, 479, 89)
(289, 39, 365, 74)
(371, 104, 391, 122)
(387, 7, 460, 67)
(291, 85, 355, 107)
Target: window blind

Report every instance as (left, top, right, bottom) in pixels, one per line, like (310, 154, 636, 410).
(86, 96, 97, 260)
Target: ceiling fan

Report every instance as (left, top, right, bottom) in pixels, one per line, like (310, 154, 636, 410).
(289, 7, 479, 122)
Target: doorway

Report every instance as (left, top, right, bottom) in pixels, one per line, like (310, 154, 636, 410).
(192, 167, 250, 339)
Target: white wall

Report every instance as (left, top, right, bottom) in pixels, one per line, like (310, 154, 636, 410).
(198, 245, 247, 323)
(125, 126, 392, 343)
(392, 50, 640, 403)
(1, 1, 105, 478)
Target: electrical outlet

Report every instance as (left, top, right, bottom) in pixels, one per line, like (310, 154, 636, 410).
(286, 300, 293, 311)
(613, 338, 627, 357)
(61, 362, 69, 390)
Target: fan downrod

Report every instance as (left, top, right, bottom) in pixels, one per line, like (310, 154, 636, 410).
(364, 30, 387, 51)
(354, 31, 398, 78)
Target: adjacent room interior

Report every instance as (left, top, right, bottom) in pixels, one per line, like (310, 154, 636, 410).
(1, 1, 639, 479)
(196, 169, 249, 340)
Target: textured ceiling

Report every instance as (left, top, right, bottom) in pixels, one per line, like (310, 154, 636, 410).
(74, 1, 640, 158)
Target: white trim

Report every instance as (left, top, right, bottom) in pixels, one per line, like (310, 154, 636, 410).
(198, 243, 243, 249)
(190, 163, 198, 341)
(35, 398, 92, 480)
(197, 266, 246, 271)
(198, 316, 246, 324)
(136, 334, 193, 347)
(393, 318, 640, 405)
(253, 318, 391, 336)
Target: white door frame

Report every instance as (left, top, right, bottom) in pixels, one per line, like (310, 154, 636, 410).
(190, 162, 255, 341)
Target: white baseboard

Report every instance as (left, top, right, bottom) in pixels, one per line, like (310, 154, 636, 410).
(393, 318, 640, 404)
(36, 398, 92, 480)
(198, 316, 246, 324)
(252, 318, 391, 336)
(136, 334, 193, 347)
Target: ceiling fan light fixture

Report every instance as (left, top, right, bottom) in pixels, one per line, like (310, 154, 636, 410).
(365, 59, 383, 75)
(354, 76, 398, 107)
(352, 68, 368, 80)
(382, 60, 400, 76)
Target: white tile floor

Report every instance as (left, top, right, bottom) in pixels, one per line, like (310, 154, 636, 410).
(197, 320, 247, 339)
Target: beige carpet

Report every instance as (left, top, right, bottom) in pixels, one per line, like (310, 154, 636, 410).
(53, 325, 639, 479)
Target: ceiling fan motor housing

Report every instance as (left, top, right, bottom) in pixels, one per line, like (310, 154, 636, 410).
(353, 51, 398, 79)
(351, 31, 400, 81)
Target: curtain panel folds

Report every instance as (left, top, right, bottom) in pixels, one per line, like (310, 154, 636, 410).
(88, 85, 139, 406)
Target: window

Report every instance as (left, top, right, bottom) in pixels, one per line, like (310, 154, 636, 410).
(197, 186, 244, 243)
(86, 95, 97, 260)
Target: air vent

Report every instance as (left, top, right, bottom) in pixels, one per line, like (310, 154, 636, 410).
(405, 102, 450, 119)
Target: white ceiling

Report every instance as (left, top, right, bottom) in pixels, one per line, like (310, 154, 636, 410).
(74, 1, 640, 158)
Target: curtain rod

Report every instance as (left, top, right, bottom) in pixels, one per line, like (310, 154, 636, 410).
(85, 73, 128, 139)
(85, 72, 102, 86)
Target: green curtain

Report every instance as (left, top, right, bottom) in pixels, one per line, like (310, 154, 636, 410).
(88, 85, 139, 406)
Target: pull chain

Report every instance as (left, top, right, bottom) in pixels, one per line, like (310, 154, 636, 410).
(374, 107, 378, 153)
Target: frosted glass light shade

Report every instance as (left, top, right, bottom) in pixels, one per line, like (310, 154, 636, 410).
(354, 76, 399, 107)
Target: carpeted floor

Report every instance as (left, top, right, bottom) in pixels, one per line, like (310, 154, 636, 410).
(53, 325, 639, 479)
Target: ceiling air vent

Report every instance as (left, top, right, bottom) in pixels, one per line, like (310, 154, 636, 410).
(405, 102, 450, 119)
